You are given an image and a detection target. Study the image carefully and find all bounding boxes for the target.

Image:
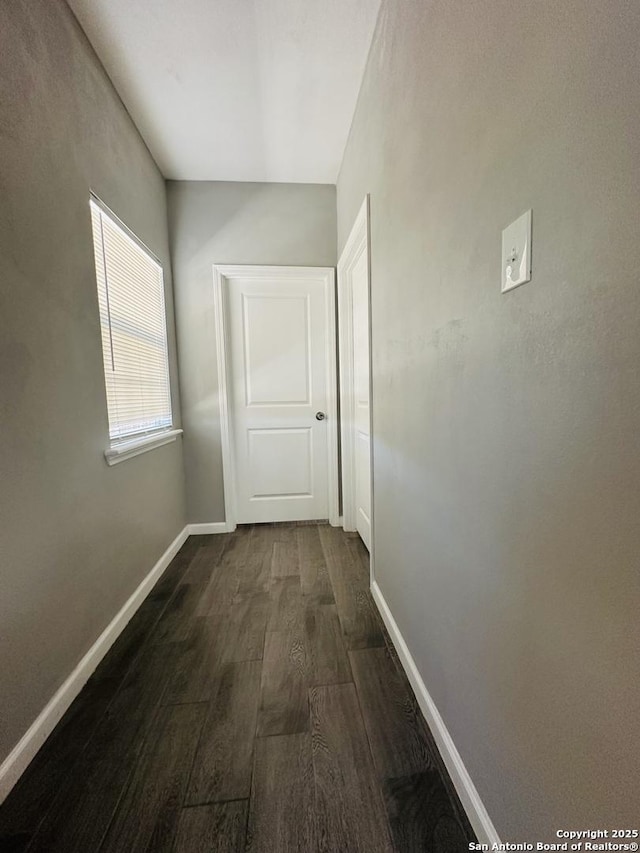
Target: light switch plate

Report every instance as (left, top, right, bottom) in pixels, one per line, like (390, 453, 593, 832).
(501, 209, 532, 293)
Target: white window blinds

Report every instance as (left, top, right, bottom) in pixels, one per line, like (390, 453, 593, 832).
(90, 197, 173, 443)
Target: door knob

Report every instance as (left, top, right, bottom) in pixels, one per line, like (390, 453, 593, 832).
(315, 411, 326, 421)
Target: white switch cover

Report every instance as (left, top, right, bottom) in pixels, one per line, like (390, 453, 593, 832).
(501, 209, 532, 293)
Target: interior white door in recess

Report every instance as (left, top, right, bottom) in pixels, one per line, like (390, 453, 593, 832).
(224, 267, 337, 524)
(338, 199, 372, 550)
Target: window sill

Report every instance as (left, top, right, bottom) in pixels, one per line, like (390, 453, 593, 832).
(104, 428, 183, 466)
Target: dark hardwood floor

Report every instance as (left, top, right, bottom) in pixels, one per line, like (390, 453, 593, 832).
(0, 524, 475, 853)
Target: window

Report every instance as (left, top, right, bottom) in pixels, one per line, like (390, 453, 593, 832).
(90, 196, 176, 461)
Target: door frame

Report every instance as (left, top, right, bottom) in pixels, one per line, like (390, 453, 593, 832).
(213, 264, 340, 531)
(337, 196, 373, 552)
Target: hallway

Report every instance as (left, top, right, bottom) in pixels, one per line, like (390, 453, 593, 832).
(0, 524, 473, 852)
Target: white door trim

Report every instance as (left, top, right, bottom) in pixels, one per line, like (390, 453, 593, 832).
(338, 198, 373, 564)
(213, 264, 340, 530)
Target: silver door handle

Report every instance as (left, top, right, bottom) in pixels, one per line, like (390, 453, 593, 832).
(315, 411, 326, 421)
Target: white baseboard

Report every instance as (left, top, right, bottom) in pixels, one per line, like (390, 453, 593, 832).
(371, 580, 501, 846)
(188, 521, 232, 535)
(0, 525, 189, 805)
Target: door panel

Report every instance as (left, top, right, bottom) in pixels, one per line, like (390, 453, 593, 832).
(243, 294, 311, 405)
(227, 271, 332, 523)
(248, 428, 313, 498)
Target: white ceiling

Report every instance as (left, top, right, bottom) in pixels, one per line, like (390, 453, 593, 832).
(67, 0, 380, 183)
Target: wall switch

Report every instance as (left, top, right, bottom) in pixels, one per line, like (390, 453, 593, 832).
(501, 209, 532, 293)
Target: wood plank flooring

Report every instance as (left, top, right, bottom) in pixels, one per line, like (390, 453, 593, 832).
(0, 524, 475, 853)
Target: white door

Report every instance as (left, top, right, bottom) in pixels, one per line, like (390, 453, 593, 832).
(221, 266, 337, 524)
(338, 200, 372, 550)
(351, 251, 371, 548)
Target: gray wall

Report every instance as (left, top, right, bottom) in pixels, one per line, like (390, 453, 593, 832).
(0, 0, 186, 766)
(167, 181, 337, 522)
(338, 0, 640, 840)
